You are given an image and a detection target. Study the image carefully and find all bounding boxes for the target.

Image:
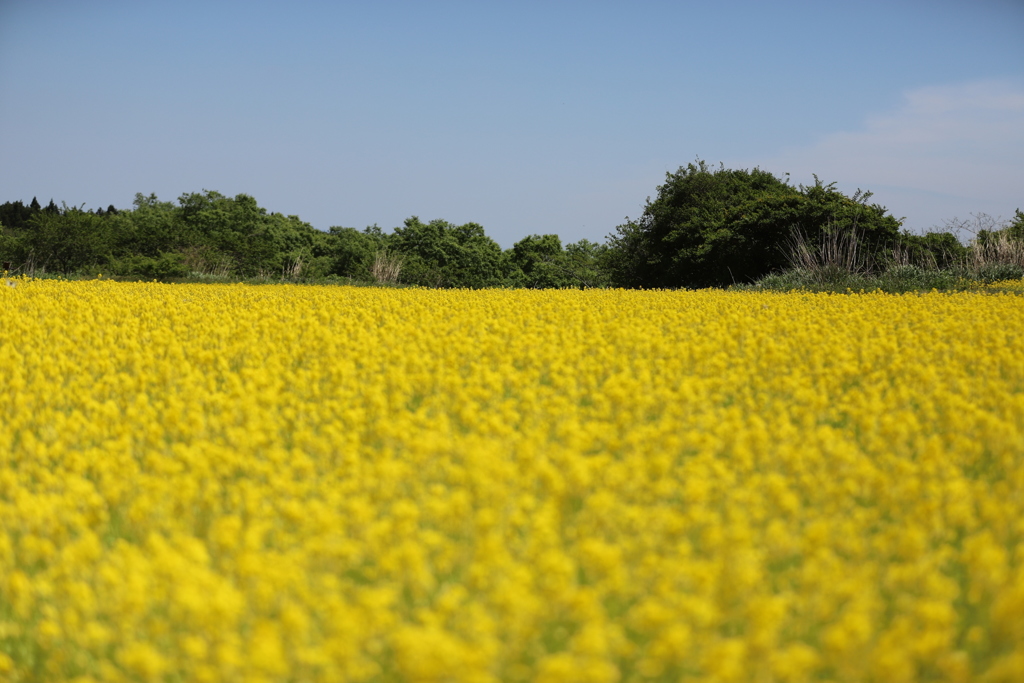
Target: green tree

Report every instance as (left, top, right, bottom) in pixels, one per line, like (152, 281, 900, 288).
(24, 204, 113, 274)
(0, 200, 39, 271)
(607, 160, 902, 288)
(121, 193, 180, 256)
(895, 231, 967, 269)
(390, 217, 506, 288)
(103, 193, 189, 278)
(564, 239, 611, 288)
(1008, 209, 1024, 241)
(264, 211, 333, 278)
(509, 234, 568, 288)
(504, 236, 610, 288)
(0, 200, 37, 231)
(328, 225, 389, 280)
(175, 191, 279, 276)
(3, 190, 340, 280)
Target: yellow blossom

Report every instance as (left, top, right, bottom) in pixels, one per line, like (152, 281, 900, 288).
(0, 280, 1022, 680)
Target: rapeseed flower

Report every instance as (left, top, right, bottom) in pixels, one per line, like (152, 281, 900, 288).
(0, 280, 1022, 681)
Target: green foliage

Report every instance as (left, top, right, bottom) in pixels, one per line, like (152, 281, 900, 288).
(876, 265, 963, 291)
(564, 239, 612, 288)
(23, 205, 114, 274)
(9, 181, 1011, 292)
(965, 213, 1024, 281)
(4, 187, 614, 287)
(608, 160, 903, 288)
(263, 211, 333, 279)
(175, 191, 279, 276)
(894, 231, 967, 269)
(0, 223, 26, 271)
(754, 267, 872, 292)
(506, 235, 612, 288)
(0, 191, 340, 280)
(120, 193, 180, 256)
(108, 252, 190, 279)
(390, 217, 507, 288)
(110, 191, 330, 279)
(756, 265, 958, 293)
(751, 262, 1012, 294)
(751, 217, 1023, 293)
(509, 234, 568, 288)
(1009, 209, 1024, 241)
(0, 200, 37, 231)
(328, 225, 389, 280)
(973, 209, 1024, 248)
(0, 199, 43, 271)
(972, 262, 1024, 282)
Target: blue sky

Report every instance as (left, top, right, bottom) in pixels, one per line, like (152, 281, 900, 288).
(1, 0, 1022, 247)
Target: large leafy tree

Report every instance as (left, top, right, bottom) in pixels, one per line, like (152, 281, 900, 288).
(176, 191, 273, 276)
(1008, 209, 1024, 241)
(506, 235, 611, 288)
(508, 234, 568, 288)
(564, 239, 611, 288)
(24, 204, 114, 274)
(607, 160, 902, 288)
(390, 217, 507, 288)
(0, 200, 40, 270)
(120, 193, 180, 256)
(895, 230, 967, 269)
(2, 190, 338, 279)
(0, 200, 38, 231)
(328, 225, 390, 280)
(175, 191, 326, 277)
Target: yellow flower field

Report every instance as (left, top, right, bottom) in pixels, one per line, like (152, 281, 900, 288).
(1, 280, 1023, 683)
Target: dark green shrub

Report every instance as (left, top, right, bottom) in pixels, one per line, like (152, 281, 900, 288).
(893, 231, 967, 269)
(109, 252, 190, 279)
(607, 160, 902, 288)
(971, 262, 1024, 283)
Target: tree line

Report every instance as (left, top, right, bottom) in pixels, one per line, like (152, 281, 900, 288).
(0, 191, 610, 288)
(2, 162, 1020, 289)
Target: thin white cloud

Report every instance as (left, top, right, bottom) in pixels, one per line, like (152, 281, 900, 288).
(743, 80, 1024, 231)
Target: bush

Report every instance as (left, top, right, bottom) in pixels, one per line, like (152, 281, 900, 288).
(877, 265, 963, 292)
(892, 231, 967, 270)
(390, 217, 507, 288)
(970, 262, 1024, 283)
(607, 160, 902, 288)
(109, 252, 190, 279)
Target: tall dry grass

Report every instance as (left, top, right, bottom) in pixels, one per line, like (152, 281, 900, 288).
(371, 249, 404, 285)
(783, 226, 871, 286)
(968, 231, 1024, 272)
